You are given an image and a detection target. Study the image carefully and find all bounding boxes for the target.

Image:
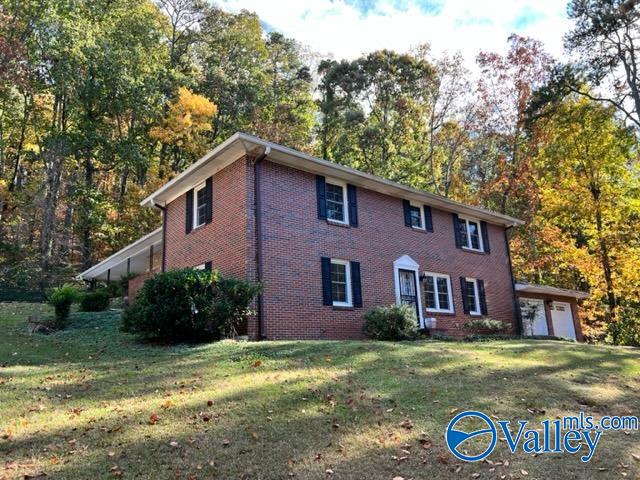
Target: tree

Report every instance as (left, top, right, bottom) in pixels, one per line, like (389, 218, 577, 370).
(150, 86, 217, 172)
(532, 97, 639, 335)
(563, 0, 640, 128)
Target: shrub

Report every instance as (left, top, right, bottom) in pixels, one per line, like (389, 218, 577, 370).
(362, 304, 418, 341)
(48, 284, 79, 328)
(463, 318, 508, 334)
(80, 289, 111, 312)
(607, 304, 640, 347)
(121, 269, 262, 343)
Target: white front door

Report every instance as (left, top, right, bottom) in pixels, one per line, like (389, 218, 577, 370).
(519, 298, 548, 336)
(550, 302, 576, 340)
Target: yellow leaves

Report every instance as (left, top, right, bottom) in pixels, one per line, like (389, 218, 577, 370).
(150, 87, 217, 155)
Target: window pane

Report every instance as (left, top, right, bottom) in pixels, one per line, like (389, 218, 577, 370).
(465, 280, 477, 312)
(424, 276, 436, 309)
(331, 262, 347, 303)
(195, 187, 207, 226)
(459, 220, 469, 248)
(326, 183, 345, 222)
(409, 206, 422, 228)
(436, 277, 450, 310)
(468, 221, 480, 250)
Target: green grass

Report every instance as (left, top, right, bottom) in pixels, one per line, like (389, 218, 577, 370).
(1, 303, 639, 479)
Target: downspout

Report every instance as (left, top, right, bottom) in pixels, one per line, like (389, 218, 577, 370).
(253, 146, 270, 340)
(505, 225, 522, 335)
(152, 201, 167, 273)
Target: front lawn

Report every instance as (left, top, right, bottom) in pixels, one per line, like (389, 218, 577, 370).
(1, 303, 639, 479)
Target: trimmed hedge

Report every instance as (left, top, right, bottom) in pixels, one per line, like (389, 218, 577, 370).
(121, 268, 262, 343)
(48, 284, 79, 328)
(80, 289, 111, 312)
(362, 304, 418, 341)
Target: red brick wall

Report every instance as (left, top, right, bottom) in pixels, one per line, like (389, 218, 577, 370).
(128, 271, 156, 301)
(258, 160, 517, 339)
(164, 157, 254, 279)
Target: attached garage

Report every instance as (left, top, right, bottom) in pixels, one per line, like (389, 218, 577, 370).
(515, 283, 589, 342)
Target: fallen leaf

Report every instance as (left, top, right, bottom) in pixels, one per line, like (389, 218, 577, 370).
(207, 400, 213, 407)
(169, 441, 179, 448)
(392, 477, 404, 480)
(150, 413, 159, 424)
(632, 453, 640, 462)
(251, 360, 262, 368)
(521, 469, 529, 476)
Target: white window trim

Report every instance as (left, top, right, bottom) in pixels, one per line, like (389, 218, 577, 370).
(193, 182, 207, 229)
(459, 216, 484, 252)
(325, 178, 349, 225)
(331, 258, 352, 307)
(409, 202, 426, 230)
(423, 272, 454, 313)
(465, 277, 482, 315)
(392, 255, 424, 327)
(194, 263, 206, 270)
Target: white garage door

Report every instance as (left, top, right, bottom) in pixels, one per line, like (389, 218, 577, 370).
(519, 298, 548, 336)
(550, 302, 576, 340)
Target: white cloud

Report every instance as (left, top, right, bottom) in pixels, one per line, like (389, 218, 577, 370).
(216, 0, 573, 66)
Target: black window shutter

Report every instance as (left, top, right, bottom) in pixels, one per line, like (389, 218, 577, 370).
(424, 205, 433, 232)
(185, 189, 194, 233)
(347, 184, 358, 227)
(478, 279, 488, 315)
(316, 175, 327, 220)
(402, 199, 412, 227)
(460, 276, 469, 314)
(204, 176, 213, 224)
(321, 257, 332, 306)
(351, 261, 362, 308)
(480, 221, 490, 253)
(204, 261, 212, 272)
(453, 214, 462, 248)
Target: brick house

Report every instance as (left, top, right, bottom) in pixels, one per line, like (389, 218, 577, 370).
(79, 133, 587, 340)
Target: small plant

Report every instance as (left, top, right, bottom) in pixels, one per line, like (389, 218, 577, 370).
(463, 318, 508, 334)
(80, 289, 111, 312)
(607, 303, 640, 347)
(362, 304, 418, 341)
(48, 284, 79, 328)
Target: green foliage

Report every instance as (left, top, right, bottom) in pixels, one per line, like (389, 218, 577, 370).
(48, 284, 79, 328)
(362, 304, 418, 341)
(121, 269, 261, 343)
(80, 289, 111, 312)
(607, 304, 640, 347)
(463, 318, 508, 334)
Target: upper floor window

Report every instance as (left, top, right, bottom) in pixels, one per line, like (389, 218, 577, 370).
(194, 182, 208, 228)
(423, 272, 453, 313)
(409, 205, 423, 229)
(316, 176, 358, 227)
(403, 200, 433, 231)
(326, 181, 348, 224)
(457, 216, 484, 252)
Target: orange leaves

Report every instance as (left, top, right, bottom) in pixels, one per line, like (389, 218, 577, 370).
(251, 360, 262, 368)
(149, 413, 159, 424)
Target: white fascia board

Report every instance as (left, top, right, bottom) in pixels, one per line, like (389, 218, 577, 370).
(515, 283, 590, 299)
(77, 227, 162, 280)
(141, 132, 523, 227)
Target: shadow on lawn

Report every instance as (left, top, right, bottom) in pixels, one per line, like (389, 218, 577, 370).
(3, 342, 640, 478)
(1, 309, 639, 479)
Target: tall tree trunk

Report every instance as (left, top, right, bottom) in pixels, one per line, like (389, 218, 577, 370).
(8, 92, 31, 191)
(594, 204, 616, 321)
(81, 156, 94, 270)
(40, 141, 64, 271)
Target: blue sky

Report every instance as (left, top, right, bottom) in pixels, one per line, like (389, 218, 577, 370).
(217, 0, 571, 66)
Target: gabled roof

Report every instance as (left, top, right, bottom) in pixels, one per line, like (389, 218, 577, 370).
(516, 283, 590, 300)
(141, 132, 524, 227)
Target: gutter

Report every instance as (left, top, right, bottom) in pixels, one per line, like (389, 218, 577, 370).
(505, 226, 523, 335)
(253, 146, 270, 340)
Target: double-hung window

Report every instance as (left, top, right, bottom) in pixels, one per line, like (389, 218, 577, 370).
(464, 277, 482, 315)
(423, 272, 453, 313)
(330, 259, 352, 307)
(458, 217, 483, 251)
(409, 205, 423, 229)
(325, 181, 348, 224)
(194, 182, 208, 229)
